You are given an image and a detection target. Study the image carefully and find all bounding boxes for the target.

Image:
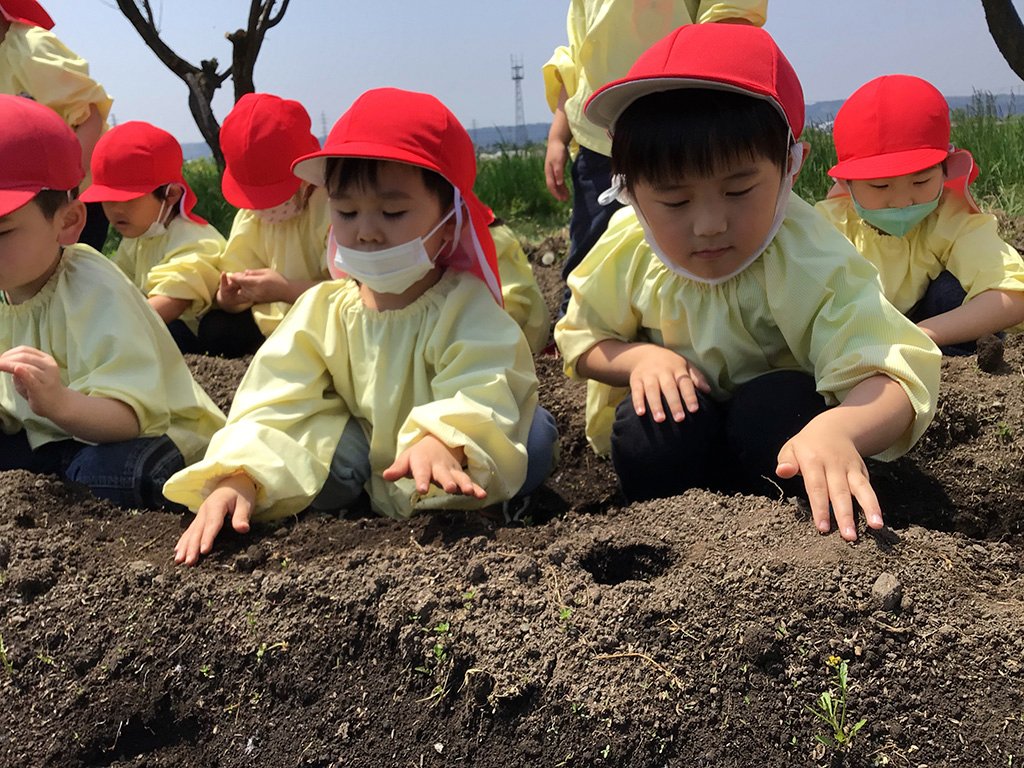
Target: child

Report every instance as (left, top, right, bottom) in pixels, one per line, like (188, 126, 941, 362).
(198, 93, 331, 358)
(165, 88, 559, 566)
(815, 75, 1024, 355)
(0, 94, 225, 509)
(80, 121, 225, 353)
(543, 0, 767, 313)
(489, 215, 551, 354)
(0, 0, 114, 250)
(554, 24, 941, 541)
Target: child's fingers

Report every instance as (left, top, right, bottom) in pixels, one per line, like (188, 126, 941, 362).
(793, 459, 832, 535)
(825, 466, 857, 541)
(687, 365, 712, 394)
(449, 467, 487, 499)
(672, 373, 700, 416)
(382, 454, 411, 482)
(849, 471, 884, 530)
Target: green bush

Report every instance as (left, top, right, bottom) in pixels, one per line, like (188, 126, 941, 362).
(183, 157, 237, 237)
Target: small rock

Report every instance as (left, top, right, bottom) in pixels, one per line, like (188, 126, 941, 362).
(546, 546, 567, 566)
(464, 558, 487, 585)
(127, 560, 157, 585)
(513, 555, 539, 583)
(871, 572, 903, 613)
(540, 250, 556, 266)
(976, 333, 1004, 373)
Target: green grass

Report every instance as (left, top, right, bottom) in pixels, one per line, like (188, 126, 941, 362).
(474, 145, 572, 238)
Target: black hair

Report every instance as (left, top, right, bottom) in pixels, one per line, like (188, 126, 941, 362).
(611, 88, 791, 192)
(323, 157, 454, 211)
(31, 188, 78, 220)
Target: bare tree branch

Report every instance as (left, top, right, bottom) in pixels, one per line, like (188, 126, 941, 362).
(981, 0, 1024, 82)
(113, 0, 293, 167)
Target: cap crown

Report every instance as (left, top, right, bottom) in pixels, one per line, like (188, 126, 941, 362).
(586, 24, 804, 139)
(830, 75, 950, 180)
(0, 94, 82, 216)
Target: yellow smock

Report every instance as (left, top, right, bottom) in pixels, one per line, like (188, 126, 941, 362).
(163, 270, 539, 520)
(815, 192, 1024, 330)
(0, 22, 113, 187)
(555, 194, 940, 457)
(220, 187, 332, 336)
(543, 0, 767, 156)
(0, 246, 225, 462)
(112, 216, 225, 331)
(491, 223, 551, 354)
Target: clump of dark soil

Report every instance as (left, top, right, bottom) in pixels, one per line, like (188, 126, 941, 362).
(2, 234, 1023, 767)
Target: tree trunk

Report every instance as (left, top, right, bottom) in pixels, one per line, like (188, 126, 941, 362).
(981, 0, 1024, 81)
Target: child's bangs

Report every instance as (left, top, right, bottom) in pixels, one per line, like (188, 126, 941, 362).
(612, 89, 790, 190)
(324, 157, 380, 198)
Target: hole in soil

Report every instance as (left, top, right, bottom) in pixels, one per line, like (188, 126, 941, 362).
(77, 697, 200, 767)
(581, 542, 673, 585)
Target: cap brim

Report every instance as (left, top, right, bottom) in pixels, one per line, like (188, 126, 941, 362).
(222, 167, 302, 210)
(828, 147, 950, 180)
(292, 142, 441, 187)
(0, 188, 37, 218)
(79, 184, 150, 203)
(585, 76, 778, 132)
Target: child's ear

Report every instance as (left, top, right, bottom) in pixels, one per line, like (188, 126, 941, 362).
(57, 200, 88, 246)
(165, 184, 185, 208)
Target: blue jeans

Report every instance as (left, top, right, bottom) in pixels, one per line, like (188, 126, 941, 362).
(311, 406, 559, 511)
(562, 147, 624, 315)
(0, 431, 185, 509)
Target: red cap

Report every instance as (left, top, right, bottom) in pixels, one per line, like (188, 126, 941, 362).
(221, 93, 320, 210)
(0, 94, 82, 217)
(586, 24, 804, 139)
(829, 75, 950, 180)
(0, 0, 54, 30)
(80, 121, 206, 224)
(293, 88, 502, 304)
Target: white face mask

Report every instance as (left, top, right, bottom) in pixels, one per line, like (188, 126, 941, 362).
(255, 194, 305, 224)
(333, 209, 454, 295)
(139, 187, 175, 239)
(600, 143, 804, 285)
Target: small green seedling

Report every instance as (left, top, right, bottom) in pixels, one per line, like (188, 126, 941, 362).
(0, 635, 12, 677)
(806, 656, 867, 752)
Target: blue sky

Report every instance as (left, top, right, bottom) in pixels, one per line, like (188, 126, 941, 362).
(44, 0, 1024, 144)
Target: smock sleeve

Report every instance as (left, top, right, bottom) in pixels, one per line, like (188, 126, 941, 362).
(395, 278, 537, 508)
(11, 26, 112, 128)
(162, 286, 351, 518)
(144, 222, 226, 316)
(219, 209, 270, 273)
(695, 1, 768, 25)
(766, 198, 940, 459)
(932, 197, 1024, 331)
(491, 225, 551, 353)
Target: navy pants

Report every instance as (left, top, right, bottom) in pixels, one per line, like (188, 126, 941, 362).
(561, 147, 623, 315)
(0, 431, 185, 509)
(610, 371, 828, 503)
(197, 309, 266, 358)
(906, 271, 976, 356)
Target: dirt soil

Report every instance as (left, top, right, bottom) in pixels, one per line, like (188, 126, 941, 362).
(2, 231, 1024, 768)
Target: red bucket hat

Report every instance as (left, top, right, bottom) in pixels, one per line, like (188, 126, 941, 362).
(0, 94, 82, 217)
(80, 121, 206, 224)
(221, 93, 320, 210)
(585, 24, 804, 140)
(0, 0, 54, 30)
(293, 88, 502, 304)
(829, 75, 952, 180)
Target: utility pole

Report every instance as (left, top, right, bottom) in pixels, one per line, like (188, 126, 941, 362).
(511, 54, 527, 147)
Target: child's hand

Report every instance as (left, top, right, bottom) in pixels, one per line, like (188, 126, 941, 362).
(0, 346, 68, 419)
(776, 420, 884, 542)
(173, 473, 257, 566)
(216, 271, 250, 311)
(382, 435, 487, 499)
(628, 345, 711, 423)
(228, 269, 290, 304)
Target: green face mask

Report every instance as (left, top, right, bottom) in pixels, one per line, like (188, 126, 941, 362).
(851, 192, 940, 237)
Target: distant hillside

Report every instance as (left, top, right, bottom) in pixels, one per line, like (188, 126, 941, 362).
(181, 94, 1019, 160)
